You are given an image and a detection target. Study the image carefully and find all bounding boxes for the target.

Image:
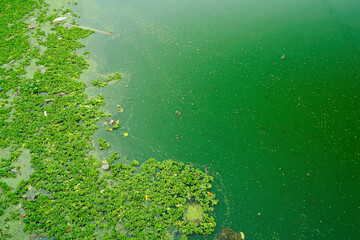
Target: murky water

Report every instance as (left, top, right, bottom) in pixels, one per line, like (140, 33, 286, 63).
(76, 0, 360, 239)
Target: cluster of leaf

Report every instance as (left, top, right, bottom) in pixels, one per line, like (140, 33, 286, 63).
(0, 1, 45, 236)
(99, 158, 217, 239)
(105, 120, 120, 131)
(92, 73, 123, 87)
(0, 1, 218, 239)
(0, 0, 43, 66)
(98, 137, 111, 150)
(0, 2, 105, 237)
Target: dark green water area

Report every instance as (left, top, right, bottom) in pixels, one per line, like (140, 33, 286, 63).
(76, 0, 360, 239)
(0, 0, 359, 239)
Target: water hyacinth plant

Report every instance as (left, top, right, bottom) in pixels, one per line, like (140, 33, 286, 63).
(0, 0, 218, 239)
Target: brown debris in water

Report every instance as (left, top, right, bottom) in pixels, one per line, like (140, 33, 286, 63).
(216, 227, 245, 240)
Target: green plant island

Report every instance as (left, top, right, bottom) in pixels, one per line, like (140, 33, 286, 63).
(0, 0, 218, 239)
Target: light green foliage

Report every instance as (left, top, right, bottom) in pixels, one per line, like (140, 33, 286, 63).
(131, 160, 139, 167)
(98, 138, 110, 150)
(92, 73, 123, 87)
(112, 120, 120, 130)
(0, 1, 217, 239)
(184, 203, 204, 224)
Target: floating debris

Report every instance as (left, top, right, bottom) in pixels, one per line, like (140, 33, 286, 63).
(5, 35, 15, 41)
(28, 25, 36, 29)
(280, 54, 286, 60)
(101, 164, 110, 170)
(63, 23, 117, 36)
(216, 227, 245, 240)
(53, 17, 68, 23)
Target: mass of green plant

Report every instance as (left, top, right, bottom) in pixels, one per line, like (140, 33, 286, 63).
(92, 73, 123, 87)
(0, 0, 218, 239)
(98, 137, 111, 150)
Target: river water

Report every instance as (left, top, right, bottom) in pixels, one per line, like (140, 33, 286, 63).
(75, 0, 360, 239)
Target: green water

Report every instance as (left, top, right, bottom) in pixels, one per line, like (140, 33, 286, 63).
(76, 0, 359, 239)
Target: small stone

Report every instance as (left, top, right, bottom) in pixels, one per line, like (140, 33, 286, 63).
(101, 164, 110, 170)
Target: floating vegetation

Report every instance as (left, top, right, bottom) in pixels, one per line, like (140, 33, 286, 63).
(117, 104, 124, 112)
(112, 120, 120, 130)
(0, 0, 218, 239)
(98, 137, 111, 150)
(92, 73, 123, 87)
(104, 119, 120, 132)
(184, 203, 205, 225)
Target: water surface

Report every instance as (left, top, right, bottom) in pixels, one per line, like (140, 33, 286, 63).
(77, 0, 360, 238)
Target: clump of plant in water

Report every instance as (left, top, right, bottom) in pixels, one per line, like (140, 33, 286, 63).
(105, 119, 120, 131)
(0, 1, 218, 239)
(98, 137, 111, 150)
(92, 73, 123, 87)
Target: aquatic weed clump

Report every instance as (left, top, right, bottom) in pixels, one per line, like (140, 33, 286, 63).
(98, 137, 110, 150)
(92, 73, 123, 87)
(99, 159, 217, 239)
(0, 1, 218, 239)
(184, 203, 204, 225)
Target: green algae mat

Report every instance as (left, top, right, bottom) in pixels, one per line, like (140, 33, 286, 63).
(0, 0, 217, 239)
